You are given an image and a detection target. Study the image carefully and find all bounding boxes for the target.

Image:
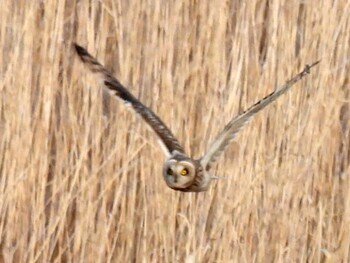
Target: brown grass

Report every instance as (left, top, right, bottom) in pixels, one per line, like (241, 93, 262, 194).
(1, 0, 349, 262)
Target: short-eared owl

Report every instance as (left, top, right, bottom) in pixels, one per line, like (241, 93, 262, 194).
(74, 43, 319, 192)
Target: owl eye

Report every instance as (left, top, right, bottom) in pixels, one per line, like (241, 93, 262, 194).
(167, 168, 173, 175)
(180, 168, 189, 176)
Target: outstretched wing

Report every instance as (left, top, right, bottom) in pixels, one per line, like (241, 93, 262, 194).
(200, 61, 320, 169)
(74, 43, 185, 156)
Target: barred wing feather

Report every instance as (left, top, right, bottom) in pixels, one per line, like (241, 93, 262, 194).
(200, 61, 320, 169)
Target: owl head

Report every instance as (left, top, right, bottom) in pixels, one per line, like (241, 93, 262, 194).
(163, 152, 197, 190)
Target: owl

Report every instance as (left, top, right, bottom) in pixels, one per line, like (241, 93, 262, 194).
(74, 43, 319, 192)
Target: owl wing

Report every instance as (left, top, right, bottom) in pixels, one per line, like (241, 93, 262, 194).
(74, 43, 185, 156)
(200, 61, 320, 169)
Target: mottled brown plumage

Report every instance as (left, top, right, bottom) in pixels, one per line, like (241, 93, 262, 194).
(74, 43, 319, 192)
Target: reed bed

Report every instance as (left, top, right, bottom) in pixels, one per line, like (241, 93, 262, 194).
(0, 0, 349, 262)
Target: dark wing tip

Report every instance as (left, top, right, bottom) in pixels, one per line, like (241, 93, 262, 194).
(309, 60, 321, 69)
(312, 60, 321, 67)
(303, 60, 321, 74)
(73, 43, 93, 64)
(73, 43, 86, 55)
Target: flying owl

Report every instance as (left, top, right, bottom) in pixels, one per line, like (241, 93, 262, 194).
(74, 43, 319, 192)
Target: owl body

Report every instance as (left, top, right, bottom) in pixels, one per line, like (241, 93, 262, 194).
(74, 43, 319, 192)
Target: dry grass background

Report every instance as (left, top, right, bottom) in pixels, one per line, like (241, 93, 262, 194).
(0, 0, 349, 262)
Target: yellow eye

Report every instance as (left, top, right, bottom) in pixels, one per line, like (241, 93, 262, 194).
(180, 168, 188, 176)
